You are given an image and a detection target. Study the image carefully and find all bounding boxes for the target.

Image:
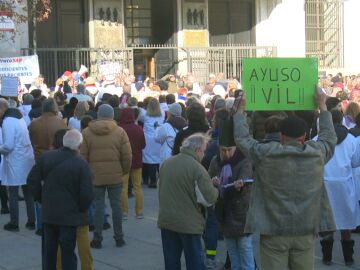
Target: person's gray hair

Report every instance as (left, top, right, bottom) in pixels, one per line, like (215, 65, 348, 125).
(63, 129, 83, 150)
(181, 133, 209, 151)
(42, 98, 58, 113)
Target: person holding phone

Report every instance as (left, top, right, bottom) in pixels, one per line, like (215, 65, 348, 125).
(208, 109, 255, 270)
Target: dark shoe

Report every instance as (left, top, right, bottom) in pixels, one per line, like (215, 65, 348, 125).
(103, 222, 111, 230)
(89, 225, 94, 232)
(341, 239, 355, 266)
(115, 238, 125, 247)
(320, 239, 334, 265)
(90, 240, 102, 249)
(128, 192, 134, 198)
(35, 229, 43, 236)
(4, 223, 19, 232)
(1, 207, 9, 214)
(18, 194, 24, 201)
(148, 183, 157, 188)
(25, 221, 35, 230)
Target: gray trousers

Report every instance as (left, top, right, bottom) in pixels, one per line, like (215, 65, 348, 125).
(93, 184, 123, 242)
(8, 185, 35, 226)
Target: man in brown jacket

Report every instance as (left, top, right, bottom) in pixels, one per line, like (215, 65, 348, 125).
(28, 98, 67, 161)
(81, 104, 132, 249)
(28, 98, 67, 235)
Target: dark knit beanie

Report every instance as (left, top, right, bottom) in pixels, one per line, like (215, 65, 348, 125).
(279, 116, 308, 138)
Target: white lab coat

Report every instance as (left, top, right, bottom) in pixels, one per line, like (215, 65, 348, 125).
(0, 116, 35, 186)
(139, 111, 164, 164)
(320, 133, 360, 229)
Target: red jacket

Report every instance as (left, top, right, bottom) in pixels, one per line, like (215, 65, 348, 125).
(119, 108, 146, 169)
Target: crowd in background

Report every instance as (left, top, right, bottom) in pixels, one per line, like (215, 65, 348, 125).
(1, 67, 360, 270)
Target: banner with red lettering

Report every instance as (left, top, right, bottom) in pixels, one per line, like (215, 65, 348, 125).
(0, 55, 40, 84)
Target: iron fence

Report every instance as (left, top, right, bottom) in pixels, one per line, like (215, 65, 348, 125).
(21, 45, 277, 87)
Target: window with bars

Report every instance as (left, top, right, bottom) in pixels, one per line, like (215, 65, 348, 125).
(125, 0, 152, 45)
(305, 0, 344, 68)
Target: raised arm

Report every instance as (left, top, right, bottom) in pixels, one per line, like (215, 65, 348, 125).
(312, 87, 337, 163)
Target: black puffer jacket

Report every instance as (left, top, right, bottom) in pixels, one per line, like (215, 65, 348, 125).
(172, 123, 209, 155)
(208, 149, 253, 238)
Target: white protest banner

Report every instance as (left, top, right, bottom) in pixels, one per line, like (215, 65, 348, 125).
(0, 55, 40, 84)
(98, 62, 123, 76)
(0, 77, 19, 97)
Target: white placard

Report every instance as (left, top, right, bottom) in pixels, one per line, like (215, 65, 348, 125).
(98, 62, 123, 76)
(0, 77, 19, 97)
(0, 55, 40, 84)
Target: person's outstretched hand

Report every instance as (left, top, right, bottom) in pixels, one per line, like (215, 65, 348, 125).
(315, 87, 327, 112)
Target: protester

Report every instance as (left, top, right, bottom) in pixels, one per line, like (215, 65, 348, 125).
(19, 93, 34, 126)
(68, 101, 89, 131)
(172, 102, 209, 155)
(29, 74, 49, 97)
(119, 108, 146, 220)
(29, 98, 67, 160)
(27, 129, 94, 270)
(49, 129, 95, 270)
(232, 88, 337, 269)
(0, 98, 35, 232)
(155, 103, 186, 165)
(28, 98, 67, 235)
(209, 120, 255, 270)
(158, 133, 218, 270)
(138, 98, 164, 188)
(72, 84, 93, 102)
(81, 104, 132, 249)
(316, 110, 360, 266)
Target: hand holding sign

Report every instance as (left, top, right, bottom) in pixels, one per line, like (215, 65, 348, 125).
(315, 87, 328, 112)
(231, 89, 246, 115)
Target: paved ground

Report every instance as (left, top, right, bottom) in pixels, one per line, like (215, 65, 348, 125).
(1, 187, 360, 270)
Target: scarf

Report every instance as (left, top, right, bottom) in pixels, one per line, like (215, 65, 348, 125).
(219, 164, 232, 198)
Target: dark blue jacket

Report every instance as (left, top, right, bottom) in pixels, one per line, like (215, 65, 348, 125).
(27, 147, 94, 226)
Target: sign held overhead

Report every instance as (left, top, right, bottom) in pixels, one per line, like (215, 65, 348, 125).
(242, 58, 318, 111)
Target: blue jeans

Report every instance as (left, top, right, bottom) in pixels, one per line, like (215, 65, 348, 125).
(88, 203, 109, 226)
(161, 229, 205, 270)
(225, 235, 255, 270)
(203, 206, 218, 259)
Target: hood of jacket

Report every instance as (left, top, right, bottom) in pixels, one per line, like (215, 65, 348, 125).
(88, 119, 117, 135)
(4, 108, 22, 119)
(119, 108, 135, 124)
(167, 115, 187, 130)
(334, 123, 348, 145)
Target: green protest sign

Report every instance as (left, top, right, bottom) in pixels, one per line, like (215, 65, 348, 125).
(242, 58, 318, 111)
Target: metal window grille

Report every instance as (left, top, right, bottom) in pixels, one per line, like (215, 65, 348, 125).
(305, 0, 344, 69)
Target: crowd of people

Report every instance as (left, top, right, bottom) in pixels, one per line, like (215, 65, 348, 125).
(0, 68, 360, 270)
